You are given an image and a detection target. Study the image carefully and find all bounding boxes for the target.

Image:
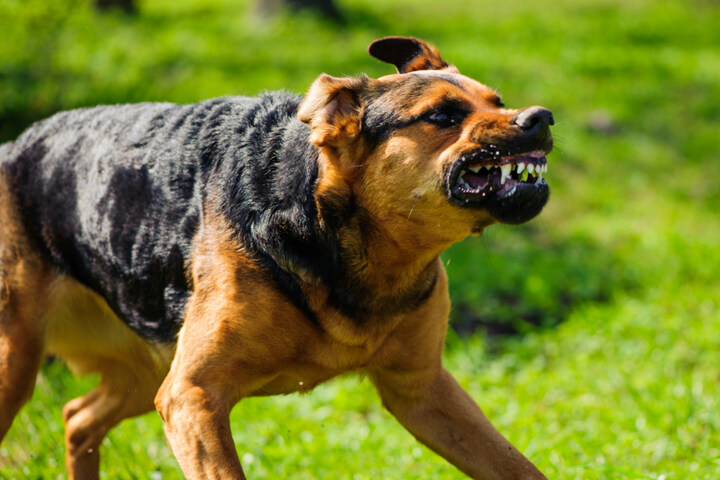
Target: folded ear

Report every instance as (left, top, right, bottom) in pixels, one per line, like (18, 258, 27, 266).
(368, 36, 450, 73)
(298, 74, 367, 148)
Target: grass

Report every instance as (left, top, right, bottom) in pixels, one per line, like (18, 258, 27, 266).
(1, 0, 720, 478)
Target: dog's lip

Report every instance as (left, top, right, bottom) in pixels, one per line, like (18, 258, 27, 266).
(447, 148, 550, 203)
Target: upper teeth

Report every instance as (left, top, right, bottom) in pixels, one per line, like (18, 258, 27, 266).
(500, 164, 512, 184)
(459, 162, 548, 189)
(500, 162, 547, 184)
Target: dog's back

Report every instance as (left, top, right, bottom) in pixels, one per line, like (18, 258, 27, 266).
(4, 102, 204, 340)
(0, 93, 313, 341)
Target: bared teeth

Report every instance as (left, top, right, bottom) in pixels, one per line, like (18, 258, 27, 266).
(500, 164, 512, 185)
(456, 153, 548, 193)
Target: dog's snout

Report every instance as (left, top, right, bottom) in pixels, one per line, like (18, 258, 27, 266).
(512, 106, 554, 131)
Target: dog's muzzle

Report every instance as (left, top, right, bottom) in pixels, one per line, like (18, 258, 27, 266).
(446, 148, 551, 224)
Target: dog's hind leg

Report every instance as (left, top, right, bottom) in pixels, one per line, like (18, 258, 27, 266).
(0, 179, 51, 442)
(61, 359, 164, 480)
(44, 279, 173, 480)
(0, 260, 49, 442)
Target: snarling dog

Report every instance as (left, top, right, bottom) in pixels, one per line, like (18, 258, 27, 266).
(0, 37, 553, 479)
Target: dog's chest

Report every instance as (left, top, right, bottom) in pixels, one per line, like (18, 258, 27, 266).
(248, 320, 398, 397)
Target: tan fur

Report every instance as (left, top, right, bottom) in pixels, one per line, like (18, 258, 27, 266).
(45, 278, 174, 379)
(0, 175, 51, 441)
(43, 278, 174, 478)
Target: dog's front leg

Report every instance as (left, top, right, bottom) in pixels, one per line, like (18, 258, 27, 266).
(154, 286, 270, 479)
(155, 327, 248, 480)
(154, 236, 304, 479)
(370, 365, 546, 480)
(367, 265, 546, 480)
(155, 365, 245, 479)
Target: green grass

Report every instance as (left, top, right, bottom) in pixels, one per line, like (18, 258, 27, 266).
(2, 0, 720, 478)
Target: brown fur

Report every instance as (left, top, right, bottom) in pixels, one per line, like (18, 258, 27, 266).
(0, 37, 550, 479)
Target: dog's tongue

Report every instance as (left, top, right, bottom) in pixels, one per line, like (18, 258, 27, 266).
(462, 167, 505, 193)
(463, 171, 491, 190)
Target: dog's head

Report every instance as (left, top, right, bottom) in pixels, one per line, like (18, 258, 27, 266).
(299, 36, 553, 238)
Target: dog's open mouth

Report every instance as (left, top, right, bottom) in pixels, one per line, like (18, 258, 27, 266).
(447, 149, 551, 224)
(456, 150, 547, 196)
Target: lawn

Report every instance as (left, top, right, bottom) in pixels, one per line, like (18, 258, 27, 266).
(1, 0, 719, 478)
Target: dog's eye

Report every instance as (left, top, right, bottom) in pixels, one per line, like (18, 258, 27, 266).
(425, 109, 465, 128)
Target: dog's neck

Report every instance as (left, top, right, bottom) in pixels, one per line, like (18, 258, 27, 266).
(212, 95, 451, 326)
(309, 153, 459, 325)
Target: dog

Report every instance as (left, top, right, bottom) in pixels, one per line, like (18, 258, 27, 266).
(0, 37, 553, 479)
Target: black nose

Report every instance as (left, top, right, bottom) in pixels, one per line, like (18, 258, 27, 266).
(512, 106, 554, 131)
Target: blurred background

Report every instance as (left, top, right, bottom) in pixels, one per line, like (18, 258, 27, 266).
(1, 0, 719, 478)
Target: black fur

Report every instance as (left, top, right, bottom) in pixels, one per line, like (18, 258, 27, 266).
(1, 94, 330, 341)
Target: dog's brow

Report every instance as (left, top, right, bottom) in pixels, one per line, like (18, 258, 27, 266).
(435, 76, 466, 91)
(409, 71, 467, 91)
(406, 90, 472, 119)
(432, 95, 470, 109)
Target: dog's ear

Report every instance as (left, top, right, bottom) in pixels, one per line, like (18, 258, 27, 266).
(368, 36, 450, 73)
(298, 74, 367, 148)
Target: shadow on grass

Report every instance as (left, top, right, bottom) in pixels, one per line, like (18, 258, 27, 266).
(445, 223, 632, 339)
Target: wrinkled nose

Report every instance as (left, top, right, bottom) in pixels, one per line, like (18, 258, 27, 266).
(512, 106, 554, 133)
